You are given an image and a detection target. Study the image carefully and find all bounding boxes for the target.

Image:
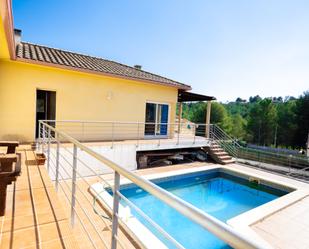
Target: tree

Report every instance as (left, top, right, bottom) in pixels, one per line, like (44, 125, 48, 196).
(249, 95, 262, 103)
(235, 97, 246, 103)
(189, 102, 232, 132)
(247, 98, 277, 145)
(181, 91, 308, 149)
(294, 91, 309, 148)
(276, 100, 297, 148)
(224, 101, 250, 118)
(230, 114, 246, 140)
(272, 96, 283, 103)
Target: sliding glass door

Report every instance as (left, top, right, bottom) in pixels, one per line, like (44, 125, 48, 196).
(145, 103, 169, 136)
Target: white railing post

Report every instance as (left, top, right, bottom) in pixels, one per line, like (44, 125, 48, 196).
(38, 121, 42, 151)
(42, 123, 46, 153)
(55, 133, 60, 192)
(71, 144, 78, 226)
(111, 171, 120, 249)
(47, 127, 51, 172)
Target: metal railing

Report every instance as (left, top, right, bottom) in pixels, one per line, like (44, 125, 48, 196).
(208, 124, 309, 180)
(209, 125, 241, 159)
(39, 120, 212, 148)
(238, 147, 309, 167)
(38, 120, 267, 249)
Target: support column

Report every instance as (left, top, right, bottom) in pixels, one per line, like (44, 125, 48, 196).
(177, 102, 183, 135)
(205, 101, 212, 138)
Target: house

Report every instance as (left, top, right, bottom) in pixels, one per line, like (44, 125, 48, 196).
(0, 0, 214, 143)
(3, 3, 309, 249)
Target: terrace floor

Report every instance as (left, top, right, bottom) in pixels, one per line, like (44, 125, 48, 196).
(0, 146, 80, 249)
(0, 146, 210, 249)
(1, 145, 309, 249)
(252, 196, 309, 249)
(230, 164, 309, 249)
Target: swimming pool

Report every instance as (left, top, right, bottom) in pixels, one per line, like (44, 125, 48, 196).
(113, 169, 290, 249)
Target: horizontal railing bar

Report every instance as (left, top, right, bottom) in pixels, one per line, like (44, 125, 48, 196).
(212, 125, 241, 148)
(210, 124, 309, 170)
(241, 147, 309, 162)
(48, 155, 112, 249)
(116, 190, 185, 249)
(40, 120, 267, 249)
(49, 151, 119, 243)
(47, 158, 101, 249)
(57, 146, 115, 189)
(49, 134, 202, 248)
(41, 119, 211, 126)
(239, 149, 309, 163)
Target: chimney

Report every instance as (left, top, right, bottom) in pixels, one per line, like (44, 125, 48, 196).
(14, 29, 22, 45)
(134, 65, 142, 70)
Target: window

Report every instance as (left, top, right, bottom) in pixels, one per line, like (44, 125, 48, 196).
(145, 103, 169, 136)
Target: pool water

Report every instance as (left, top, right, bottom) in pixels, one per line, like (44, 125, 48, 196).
(117, 171, 288, 249)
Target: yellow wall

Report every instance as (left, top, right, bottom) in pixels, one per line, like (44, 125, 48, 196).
(0, 60, 178, 142)
(0, 11, 11, 59)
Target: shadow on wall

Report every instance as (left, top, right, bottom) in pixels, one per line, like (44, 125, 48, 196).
(1, 134, 29, 144)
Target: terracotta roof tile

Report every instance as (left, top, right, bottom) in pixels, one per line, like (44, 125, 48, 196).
(16, 42, 191, 89)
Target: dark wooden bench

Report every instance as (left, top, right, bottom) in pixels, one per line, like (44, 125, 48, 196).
(0, 141, 19, 154)
(0, 141, 21, 216)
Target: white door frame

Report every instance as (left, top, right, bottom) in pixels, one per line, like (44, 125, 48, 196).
(144, 101, 170, 138)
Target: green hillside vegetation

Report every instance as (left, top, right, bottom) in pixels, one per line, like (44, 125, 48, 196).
(182, 91, 309, 149)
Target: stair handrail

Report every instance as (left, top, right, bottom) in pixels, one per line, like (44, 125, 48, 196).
(209, 132, 237, 154)
(210, 125, 241, 158)
(211, 125, 309, 171)
(210, 132, 238, 158)
(212, 125, 242, 148)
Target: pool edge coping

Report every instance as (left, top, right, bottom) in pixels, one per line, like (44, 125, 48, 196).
(90, 164, 309, 249)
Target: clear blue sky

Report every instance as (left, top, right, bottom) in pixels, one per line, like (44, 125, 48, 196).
(13, 0, 309, 102)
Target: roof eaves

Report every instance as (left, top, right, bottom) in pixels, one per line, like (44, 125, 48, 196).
(16, 42, 191, 90)
(1, 0, 16, 59)
(16, 56, 191, 90)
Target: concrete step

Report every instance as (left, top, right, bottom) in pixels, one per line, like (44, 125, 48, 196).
(217, 155, 232, 160)
(221, 159, 235, 164)
(210, 148, 224, 153)
(212, 151, 228, 156)
(204, 145, 235, 165)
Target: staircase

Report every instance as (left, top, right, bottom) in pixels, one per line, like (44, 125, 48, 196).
(204, 142, 235, 164)
(207, 125, 240, 165)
